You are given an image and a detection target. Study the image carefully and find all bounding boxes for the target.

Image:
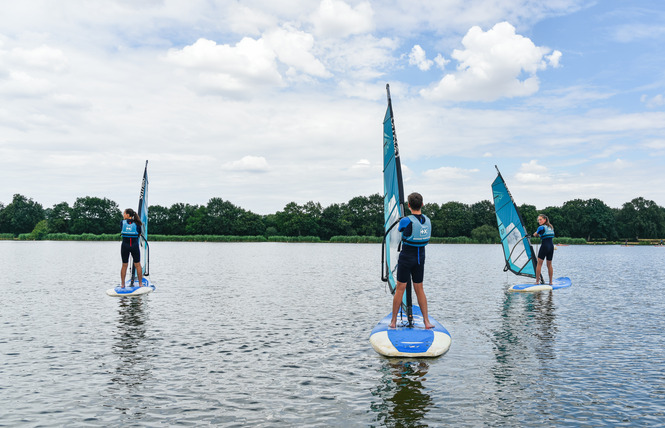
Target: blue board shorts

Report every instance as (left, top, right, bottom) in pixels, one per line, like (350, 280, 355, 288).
(538, 238, 554, 261)
(121, 239, 140, 263)
(396, 250, 425, 283)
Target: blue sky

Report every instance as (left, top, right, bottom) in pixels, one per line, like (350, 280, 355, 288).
(0, 0, 664, 214)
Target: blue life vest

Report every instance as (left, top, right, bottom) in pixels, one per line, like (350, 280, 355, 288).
(121, 220, 139, 238)
(402, 214, 431, 247)
(538, 225, 555, 239)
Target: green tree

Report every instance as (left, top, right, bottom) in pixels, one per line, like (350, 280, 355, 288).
(0, 194, 45, 235)
(46, 202, 72, 233)
(518, 204, 539, 235)
(345, 194, 383, 236)
(31, 219, 49, 240)
(70, 196, 121, 234)
(470, 200, 495, 228)
(320, 203, 351, 240)
(616, 197, 665, 239)
(438, 201, 473, 237)
(471, 224, 499, 243)
(168, 203, 200, 235)
(274, 201, 320, 236)
(185, 206, 208, 235)
(149, 204, 170, 235)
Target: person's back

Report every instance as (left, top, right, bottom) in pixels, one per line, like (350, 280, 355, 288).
(389, 192, 434, 329)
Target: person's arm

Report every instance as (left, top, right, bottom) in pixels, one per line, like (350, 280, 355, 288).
(398, 216, 411, 232)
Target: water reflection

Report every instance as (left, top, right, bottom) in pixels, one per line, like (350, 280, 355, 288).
(370, 360, 433, 427)
(111, 298, 151, 393)
(490, 289, 558, 419)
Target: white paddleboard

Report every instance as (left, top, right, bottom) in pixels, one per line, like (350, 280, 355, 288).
(510, 276, 571, 293)
(369, 305, 451, 357)
(106, 277, 155, 297)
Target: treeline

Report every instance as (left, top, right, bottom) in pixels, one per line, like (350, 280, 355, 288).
(1, 193, 664, 242)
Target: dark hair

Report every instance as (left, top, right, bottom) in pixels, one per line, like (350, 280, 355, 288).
(538, 213, 552, 228)
(407, 192, 423, 210)
(124, 208, 143, 226)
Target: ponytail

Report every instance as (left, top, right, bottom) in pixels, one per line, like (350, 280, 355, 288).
(124, 208, 143, 226)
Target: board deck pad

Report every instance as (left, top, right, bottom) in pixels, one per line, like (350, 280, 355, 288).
(510, 276, 571, 293)
(106, 277, 155, 297)
(370, 305, 451, 357)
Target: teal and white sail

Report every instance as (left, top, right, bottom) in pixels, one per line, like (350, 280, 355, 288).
(382, 84, 411, 318)
(135, 160, 149, 277)
(491, 166, 537, 278)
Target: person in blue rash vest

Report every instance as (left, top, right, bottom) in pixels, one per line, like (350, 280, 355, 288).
(389, 192, 435, 329)
(120, 208, 144, 288)
(533, 213, 555, 285)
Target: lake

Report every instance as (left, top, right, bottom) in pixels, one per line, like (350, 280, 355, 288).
(1, 241, 664, 426)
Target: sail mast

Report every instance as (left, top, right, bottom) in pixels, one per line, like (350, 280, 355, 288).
(382, 84, 413, 326)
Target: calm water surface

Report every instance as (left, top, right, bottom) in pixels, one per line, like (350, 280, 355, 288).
(1, 241, 664, 426)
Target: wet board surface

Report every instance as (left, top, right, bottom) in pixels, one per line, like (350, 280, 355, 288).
(369, 305, 451, 357)
(106, 277, 155, 297)
(510, 276, 571, 293)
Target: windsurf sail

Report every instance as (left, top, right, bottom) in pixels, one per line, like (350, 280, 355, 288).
(491, 166, 539, 280)
(131, 160, 149, 282)
(381, 84, 413, 325)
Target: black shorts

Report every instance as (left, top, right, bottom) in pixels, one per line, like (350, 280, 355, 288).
(538, 238, 554, 261)
(121, 240, 140, 264)
(396, 250, 425, 283)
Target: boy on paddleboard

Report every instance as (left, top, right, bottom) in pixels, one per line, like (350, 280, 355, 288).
(389, 192, 435, 329)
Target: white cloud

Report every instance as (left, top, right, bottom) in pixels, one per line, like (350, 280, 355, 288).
(423, 166, 479, 180)
(515, 160, 550, 183)
(641, 93, 665, 108)
(10, 45, 68, 72)
(312, 0, 374, 38)
(264, 26, 330, 78)
(420, 22, 562, 102)
(166, 37, 282, 95)
(408, 45, 433, 71)
(434, 54, 449, 70)
(323, 34, 398, 81)
(223, 156, 270, 172)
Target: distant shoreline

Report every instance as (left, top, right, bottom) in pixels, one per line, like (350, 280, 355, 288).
(4, 233, 660, 245)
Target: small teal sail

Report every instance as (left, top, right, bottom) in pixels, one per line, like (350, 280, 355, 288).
(382, 84, 409, 312)
(491, 166, 537, 278)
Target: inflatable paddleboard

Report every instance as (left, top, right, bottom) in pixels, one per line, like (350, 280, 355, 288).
(370, 305, 451, 357)
(106, 277, 155, 297)
(509, 276, 571, 293)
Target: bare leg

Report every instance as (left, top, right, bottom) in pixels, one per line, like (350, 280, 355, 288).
(413, 282, 435, 329)
(535, 258, 544, 284)
(546, 260, 553, 285)
(120, 263, 128, 287)
(389, 281, 407, 328)
(134, 262, 143, 286)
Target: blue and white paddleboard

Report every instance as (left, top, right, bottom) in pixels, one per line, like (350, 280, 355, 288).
(510, 276, 571, 293)
(106, 277, 155, 297)
(369, 305, 451, 357)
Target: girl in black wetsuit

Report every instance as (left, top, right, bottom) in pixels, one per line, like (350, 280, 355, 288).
(120, 208, 143, 288)
(532, 214, 555, 285)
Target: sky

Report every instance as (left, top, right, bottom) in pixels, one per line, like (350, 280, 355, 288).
(1, 0, 664, 215)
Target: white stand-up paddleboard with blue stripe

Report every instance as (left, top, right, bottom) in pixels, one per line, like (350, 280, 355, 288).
(510, 276, 572, 293)
(106, 277, 155, 297)
(374, 85, 451, 358)
(370, 306, 451, 357)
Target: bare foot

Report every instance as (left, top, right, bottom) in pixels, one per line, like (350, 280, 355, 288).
(389, 321, 396, 328)
(424, 322, 435, 329)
